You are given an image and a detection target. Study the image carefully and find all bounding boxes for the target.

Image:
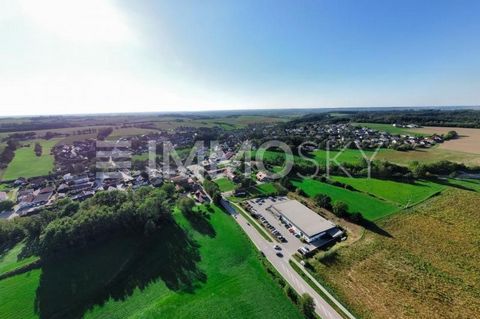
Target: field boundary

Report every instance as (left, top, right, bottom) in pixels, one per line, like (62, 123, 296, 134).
(289, 259, 357, 319)
(0, 259, 42, 281)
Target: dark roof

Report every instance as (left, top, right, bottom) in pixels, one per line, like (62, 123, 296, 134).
(39, 186, 55, 194)
(33, 192, 52, 204)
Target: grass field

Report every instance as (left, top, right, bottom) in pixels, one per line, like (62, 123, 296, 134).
(107, 127, 157, 140)
(311, 148, 387, 166)
(330, 176, 445, 207)
(306, 189, 480, 319)
(1, 139, 60, 181)
(0, 243, 39, 276)
(353, 122, 425, 136)
(291, 178, 399, 220)
(214, 177, 236, 192)
(228, 182, 281, 202)
(152, 115, 288, 131)
(0, 205, 302, 319)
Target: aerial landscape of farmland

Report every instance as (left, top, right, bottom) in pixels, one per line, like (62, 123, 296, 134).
(2, 1, 480, 318)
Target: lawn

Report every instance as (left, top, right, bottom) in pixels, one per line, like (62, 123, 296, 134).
(305, 189, 480, 319)
(214, 177, 236, 192)
(0, 243, 39, 276)
(1, 139, 60, 181)
(291, 178, 399, 221)
(330, 176, 445, 207)
(0, 205, 302, 319)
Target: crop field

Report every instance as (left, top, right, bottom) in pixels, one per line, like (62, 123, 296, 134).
(152, 115, 288, 131)
(0, 205, 302, 319)
(291, 178, 399, 220)
(330, 176, 445, 207)
(412, 126, 480, 154)
(374, 146, 480, 166)
(106, 127, 158, 140)
(306, 189, 480, 319)
(214, 177, 236, 192)
(1, 139, 60, 181)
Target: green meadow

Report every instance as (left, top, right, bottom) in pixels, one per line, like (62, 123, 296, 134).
(312, 148, 387, 165)
(353, 122, 424, 136)
(0, 205, 302, 319)
(291, 178, 399, 221)
(330, 176, 445, 207)
(2, 139, 60, 181)
(0, 243, 39, 276)
(214, 177, 236, 192)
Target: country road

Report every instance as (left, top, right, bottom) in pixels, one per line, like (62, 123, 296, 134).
(222, 200, 345, 319)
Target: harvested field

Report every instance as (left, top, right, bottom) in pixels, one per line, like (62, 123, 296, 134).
(307, 189, 480, 319)
(411, 126, 480, 154)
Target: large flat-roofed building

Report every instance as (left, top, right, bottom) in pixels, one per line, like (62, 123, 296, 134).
(267, 199, 342, 243)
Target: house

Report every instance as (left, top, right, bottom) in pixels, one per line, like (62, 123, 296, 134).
(57, 183, 70, 193)
(0, 192, 7, 202)
(32, 192, 52, 206)
(256, 171, 270, 182)
(194, 190, 209, 204)
(39, 186, 55, 194)
(171, 175, 189, 187)
(225, 168, 237, 181)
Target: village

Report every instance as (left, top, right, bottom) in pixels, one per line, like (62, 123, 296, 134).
(0, 120, 450, 221)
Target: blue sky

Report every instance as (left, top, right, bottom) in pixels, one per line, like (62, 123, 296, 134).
(1, 0, 479, 115)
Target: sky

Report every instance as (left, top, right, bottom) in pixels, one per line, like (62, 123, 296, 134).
(0, 0, 479, 116)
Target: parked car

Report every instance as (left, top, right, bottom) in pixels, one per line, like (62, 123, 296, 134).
(276, 252, 283, 257)
(273, 245, 281, 250)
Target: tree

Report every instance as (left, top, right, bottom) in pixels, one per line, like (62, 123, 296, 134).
(299, 293, 315, 319)
(34, 142, 42, 156)
(177, 197, 195, 215)
(332, 201, 348, 218)
(0, 200, 14, 212)
(284, 285, 298, 304)
(444, 130, 458, 140)
(313, 193, 331, 209)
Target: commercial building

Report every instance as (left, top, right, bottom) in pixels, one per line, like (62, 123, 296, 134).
(267, 199, 343, 243)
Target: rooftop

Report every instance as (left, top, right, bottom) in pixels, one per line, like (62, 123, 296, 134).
(268, 199, 336, 238)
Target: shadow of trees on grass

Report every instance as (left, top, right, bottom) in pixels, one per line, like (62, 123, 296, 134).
(34, 220, 206, 319)
(183, 210, 216, 238)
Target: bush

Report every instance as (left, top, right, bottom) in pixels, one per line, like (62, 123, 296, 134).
(0, 200, 14, 212)
(332, 201, 349, 218)
(313, 193, 331, 209)
(299, 293, 315, 319)
(177, 197, 195, 215)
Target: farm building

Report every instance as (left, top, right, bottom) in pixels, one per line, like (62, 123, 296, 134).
(267, 199, 343, 243)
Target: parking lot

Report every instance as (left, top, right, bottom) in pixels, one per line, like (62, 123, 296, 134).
(244, 197, 318, 257)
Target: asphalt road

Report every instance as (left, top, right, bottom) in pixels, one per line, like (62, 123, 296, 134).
(227, 203, 344, 319)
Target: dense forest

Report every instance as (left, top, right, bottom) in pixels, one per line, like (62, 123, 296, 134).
(0, 183, 177, 257)
(349, 109, 480, 127)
